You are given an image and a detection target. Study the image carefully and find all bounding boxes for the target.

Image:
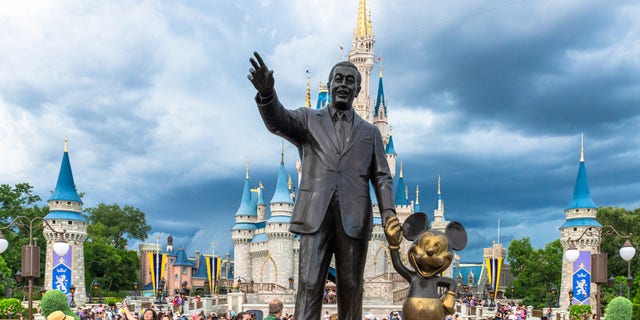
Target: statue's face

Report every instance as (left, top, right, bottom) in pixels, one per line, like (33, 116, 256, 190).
(408, 231, 453, 278)
(329, 65, 361, 110)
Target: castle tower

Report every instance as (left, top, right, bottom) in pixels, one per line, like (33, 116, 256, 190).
(431, 175, 448, 233)
(483, 242, 507, 298)
(232, 165, 257, 283)
(385, 126, 397, 177)
(414, 186, 421, 213)
(559, 136, 600, 311)
(43, 139, 88, 304)
(264, 145, 295, 288)
(349, 0, 375, 121)
(373, 61, 388, 140)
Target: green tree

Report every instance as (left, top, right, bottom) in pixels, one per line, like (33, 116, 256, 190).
(84, 203, 150, 249)
(507, 237, 562, 308)
(83, 203, 148, 292)
(40, 290, 79, 320)
(597, 207, 639, 299)
(604, 296, 633, 320)
(0, 183, 48, 286)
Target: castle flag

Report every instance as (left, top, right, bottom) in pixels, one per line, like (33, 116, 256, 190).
(206, 256, 222, 293)
(148, 252, 167, 295)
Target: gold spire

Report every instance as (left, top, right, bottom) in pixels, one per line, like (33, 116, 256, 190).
(367, 10, 373, 35)
(378, 57, 383, 78)
(246, 162, 250, 179)
(389, 123, 393, 135)
(399, 161, 404, 178)
(355, 0, 369, 38)
(281, 140, 286, 164)
(580, 132, 585, 162)
(415, 185, 420, 204)
(319, 80, 328, 93)
(438, 175, 441, 194)
(64, 137, 69, 152)
(305, 71, 311, 108)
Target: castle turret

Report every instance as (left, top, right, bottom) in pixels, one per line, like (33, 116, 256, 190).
(349, 0, 375, 121)
(559, 135, 600, 311)
(265, 145, 295, 288)
(385, 126, 397, 177)
(373, 61, 388, 139)
(232, 165, 257, 283)
(43, 139, 88, 304)
(432, 175, 448, 232)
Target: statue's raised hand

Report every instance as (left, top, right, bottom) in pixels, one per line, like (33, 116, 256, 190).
(248, 51, 274, 96)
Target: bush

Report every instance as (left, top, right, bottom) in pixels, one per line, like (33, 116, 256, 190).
(39, 290, 76, 319)
(0, 298, 23, 316)
(604, 296, 632, 320)
(569, 304, 591, 320)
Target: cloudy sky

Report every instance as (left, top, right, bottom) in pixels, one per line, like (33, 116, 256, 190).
(1, 0, 639, 262)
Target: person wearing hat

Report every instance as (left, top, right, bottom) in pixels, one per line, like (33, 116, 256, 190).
(48, 311, 75, 320)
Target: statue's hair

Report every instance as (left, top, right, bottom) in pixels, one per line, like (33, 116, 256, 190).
(327, 61, 361, 88)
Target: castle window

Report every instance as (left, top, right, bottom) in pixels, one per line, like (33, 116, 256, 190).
(52, 220, 56, 224)
(575, 209, 579, 212)
(55, 201, 59, 205)
(68, 221, 73, 225)
(67, 201, 71, 205)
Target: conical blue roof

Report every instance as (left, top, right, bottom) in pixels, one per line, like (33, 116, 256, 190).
(395, 175, 409, 206)
(271, 158, 293, 204)
(566, 161, 597, 210)
(257, 185, 265, 205)
(385, 134, 397, 155)
(235, 175, 256, 216)
(173, 247, 194, 267)
(374, 72, 386, 116)
(316, 90, 330, 109)
(48, 151, 82, 203)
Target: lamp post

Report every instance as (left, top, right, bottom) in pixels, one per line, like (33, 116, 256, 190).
(204, 279, 210, 297)
(0, 216, 69, 320)
(510, 284, 515, 304)
(156, 279, 166, 307)
(549, 284, 558, 308)
(608, 276, 625, 297)
(91, 279, 102, 303)
(133, 282, 139, 300)
(564, 225, 634, 319)
(619, 239, 636, 299)
(568, 289, 573, 310)
(487, 285, 495, 311)
(69, 284, 76, 308)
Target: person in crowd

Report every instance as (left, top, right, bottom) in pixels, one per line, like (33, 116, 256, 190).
(263, 299, 283, 320)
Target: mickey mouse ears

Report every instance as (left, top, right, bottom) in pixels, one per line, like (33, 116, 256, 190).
(402, 212, 468, 251)
(403, 212, 429, 241)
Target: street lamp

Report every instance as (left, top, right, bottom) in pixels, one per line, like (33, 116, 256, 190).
(133, 282, 139, 300)
(619, 239, 636, 298)
(510, 284, 515, 304)
(487, 285, 495, 311)
(564, 225, 634, 319)
(0, 216, 69, 320)
(549, 284, 558, 308)
(568, 289, 573, 309)
(204, 279, 210, 297)
(91, 279, 102, 303)
(69, 284, 76, 308)
(608, 276, 625, 297)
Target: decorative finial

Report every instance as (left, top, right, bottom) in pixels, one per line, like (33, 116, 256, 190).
(305, 70, 311, 108)
(259, 181, 264, 189)
(399, 161, 404, 178)
(281, 140, 285, 164)
(415, 185, 420, 204)
(338, 44, 344, 61)
(288, 174, 293, 190)
(389, 123, 393, 135)
(64, 137, 69, 152)
(580, 133, 584, 162)
(367, 9, 373, 35)
(378, 57, 383, 77)
(246, 162, 250, 179)
(438, 175, 441, 195)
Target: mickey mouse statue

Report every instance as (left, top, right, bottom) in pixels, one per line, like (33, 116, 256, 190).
(385, 212, 467, 320)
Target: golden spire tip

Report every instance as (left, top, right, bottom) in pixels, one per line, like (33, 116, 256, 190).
(246, 161, 250, 179)
(438, 175, 441, 194)
(415, 185, 420, 204)
(64, 137, 69, 152)
(399, 161, 404, 178)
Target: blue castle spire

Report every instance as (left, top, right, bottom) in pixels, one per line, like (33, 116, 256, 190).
(270, 143, 294, 204)
(395, 162, 409, 206)
(374, 63, 387, 117)
(414, 185, 421, 212)
(566, 137, 597, 210)
(48, 140, 82, 203)
(45, 139, 86, 222)
(235, 164, 256, 216)
(386, 133, 397, 155)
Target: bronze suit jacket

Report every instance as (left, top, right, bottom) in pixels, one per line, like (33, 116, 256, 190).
(256, 92, 395, 240)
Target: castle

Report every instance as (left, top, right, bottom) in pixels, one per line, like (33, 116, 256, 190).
(231, 0, 454, 305)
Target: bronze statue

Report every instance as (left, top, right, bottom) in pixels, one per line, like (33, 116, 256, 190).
(385, 212, 467, 320)
(248, 51, 399, 320)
